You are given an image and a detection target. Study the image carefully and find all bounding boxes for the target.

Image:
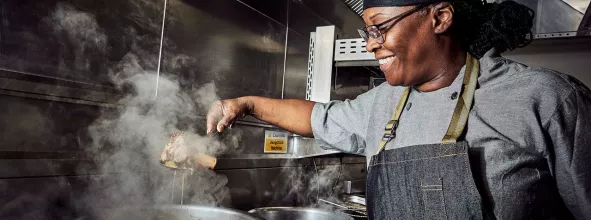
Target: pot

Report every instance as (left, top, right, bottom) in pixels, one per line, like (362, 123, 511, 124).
(248, 207, 353, 220)
(99, 205, 263, 220)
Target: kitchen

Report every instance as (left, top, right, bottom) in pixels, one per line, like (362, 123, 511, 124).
(0, 0, 590, 219)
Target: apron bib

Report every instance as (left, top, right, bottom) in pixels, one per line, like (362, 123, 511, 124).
(367, 53, 483, 220)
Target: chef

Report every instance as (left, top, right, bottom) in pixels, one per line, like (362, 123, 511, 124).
(205, 0, 591, 219)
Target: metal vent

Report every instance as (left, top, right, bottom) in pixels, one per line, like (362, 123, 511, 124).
(342, 0, 363, 16)
(334, 38, 375, 61)
(305, 33, 316, 101)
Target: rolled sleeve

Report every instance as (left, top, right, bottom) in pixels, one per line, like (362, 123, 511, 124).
(310, 87, 378, 154)
(545, 81, 591, 219)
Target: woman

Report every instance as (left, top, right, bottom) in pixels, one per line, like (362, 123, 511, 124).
(206, 0, 591, 219)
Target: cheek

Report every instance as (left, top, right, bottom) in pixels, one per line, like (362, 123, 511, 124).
(381, 25, 417, 61)
(381, 30, 404, 53)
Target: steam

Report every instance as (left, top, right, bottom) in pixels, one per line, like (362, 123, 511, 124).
(273, 161, 345, 210)
(7, 1, 358, 218)
(310, 164, 343, 203)
(43, 2, 241, 217)
(47, 2, 108, 71)
(49, 3, 107, 52)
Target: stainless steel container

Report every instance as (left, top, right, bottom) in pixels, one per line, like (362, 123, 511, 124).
(248, 207, 354, 220)
(99, 205, 263, 220)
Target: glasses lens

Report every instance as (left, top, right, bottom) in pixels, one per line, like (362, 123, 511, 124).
(367, 26, 383, 42)
(377, 35, 385, 44)
(367, 26, 378, 37)
(357, 29, 368, 41)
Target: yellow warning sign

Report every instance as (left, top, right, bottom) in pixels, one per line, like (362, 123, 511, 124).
(264, 130, 288, 153)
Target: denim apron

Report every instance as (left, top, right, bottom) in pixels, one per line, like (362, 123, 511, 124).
(367, 53, 483, 220)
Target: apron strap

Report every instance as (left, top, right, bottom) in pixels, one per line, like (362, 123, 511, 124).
(376, 87, 410, 153)
(376, 53, 480, 154)
(442, 53, 480, 143)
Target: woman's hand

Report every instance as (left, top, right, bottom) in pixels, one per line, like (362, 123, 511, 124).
(205, 96, 315, 137)
(206, 97, 251, 134)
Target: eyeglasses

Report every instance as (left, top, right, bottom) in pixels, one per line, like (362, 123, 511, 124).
(358, 4, 429, 44)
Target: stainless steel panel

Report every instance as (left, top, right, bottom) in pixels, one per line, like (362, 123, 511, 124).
(216, 155, 365, 210)
(0, 76, 119, 104)
(0, 95, 107, 152)
(490, 0, 590, 36)
(503, 37, 591, 87)
(0, 174, 152, 219)
(288, 1, 332, 36)
(0, 159, 99, 178)
(217, 167, 307, 210)
(341, 156, 365, 164)
(330, 67, 371, 101)
(0, 90, 118, 108)
(537, 0, 587, 33)
(283, 30, 310, 100)
(299, 0, 365, 38)
(215, 154, 365, 169)
(237, 0, 289, 25)
(291, 135, 342, 157)
(309, 26, 336, 103)
(161, 0, 287, 101)
(340, 163, 366, 180)
(215, 158, 304, 170)
(579, 3, 591, 34)
(0, 0, 164, 86)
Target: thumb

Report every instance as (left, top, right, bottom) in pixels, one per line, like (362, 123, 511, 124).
(206, 101, 223, 135)
(217, 113, 236, 133)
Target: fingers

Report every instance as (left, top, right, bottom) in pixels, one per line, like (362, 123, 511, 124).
(216, 114, 234, 133)
(206, 99, 245, 134)
(206, 101, 223, 135)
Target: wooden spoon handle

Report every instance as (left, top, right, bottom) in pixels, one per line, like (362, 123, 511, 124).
(191, 153, 217, 169)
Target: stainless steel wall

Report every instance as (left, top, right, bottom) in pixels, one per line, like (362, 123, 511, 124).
(504, 37, 591, 87)
(0, 0, 366, 217)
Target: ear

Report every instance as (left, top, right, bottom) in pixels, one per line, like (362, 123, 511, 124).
(430, 3, 454, 34)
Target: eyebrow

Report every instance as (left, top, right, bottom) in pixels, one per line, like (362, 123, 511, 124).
(369, 13, 386, 20)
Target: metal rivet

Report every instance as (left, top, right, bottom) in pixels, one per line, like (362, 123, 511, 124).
(406, 102, 412, 110)
(451, 92, 458, 100)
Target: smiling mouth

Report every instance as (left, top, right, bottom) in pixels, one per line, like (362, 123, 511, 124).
(378, 56, 395, 71)
(378, 56, 394, 65)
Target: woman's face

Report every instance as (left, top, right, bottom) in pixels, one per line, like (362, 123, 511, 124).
(363, 6, 438, 87)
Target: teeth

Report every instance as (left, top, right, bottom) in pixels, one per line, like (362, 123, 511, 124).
(378, 56, 394, 65)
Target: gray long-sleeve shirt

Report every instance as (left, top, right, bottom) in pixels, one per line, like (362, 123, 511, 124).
(310, 49, 591, 219)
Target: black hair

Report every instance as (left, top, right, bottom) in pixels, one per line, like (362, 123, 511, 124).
(447, 0, 535, 57)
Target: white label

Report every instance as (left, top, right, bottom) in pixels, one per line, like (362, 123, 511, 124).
(264, 130, 288, 153)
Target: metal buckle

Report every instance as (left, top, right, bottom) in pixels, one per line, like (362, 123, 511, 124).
(380, 119, 398, 146)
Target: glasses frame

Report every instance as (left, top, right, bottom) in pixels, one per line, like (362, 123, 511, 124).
(358, 4, 430, 44)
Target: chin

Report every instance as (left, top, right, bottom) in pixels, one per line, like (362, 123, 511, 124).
(384, 72, 406, 87)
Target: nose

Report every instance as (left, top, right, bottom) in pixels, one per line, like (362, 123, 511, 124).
(365, 37, 381, 54)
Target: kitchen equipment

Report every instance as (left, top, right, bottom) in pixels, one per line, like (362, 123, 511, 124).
(160, 132, 217, 169)
(318, 198, 367, 219)
(343, 195, 365, 206)
(99, 205, 262, 220)
(342, 180, 366, 194)
(248, 207, 353, 220)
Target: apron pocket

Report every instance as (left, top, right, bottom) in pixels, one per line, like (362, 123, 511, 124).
(421, 183, 447, 220)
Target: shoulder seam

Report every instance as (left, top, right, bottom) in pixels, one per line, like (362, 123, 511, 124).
(543, 89, 576, 129)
